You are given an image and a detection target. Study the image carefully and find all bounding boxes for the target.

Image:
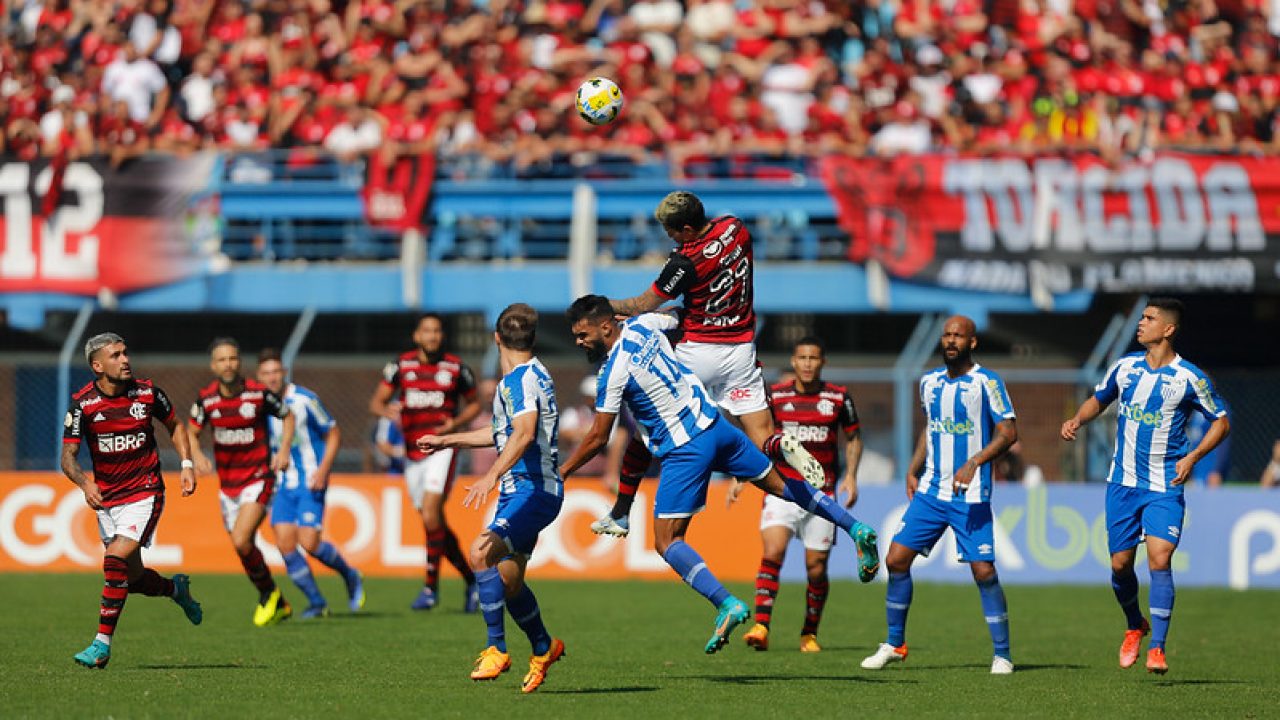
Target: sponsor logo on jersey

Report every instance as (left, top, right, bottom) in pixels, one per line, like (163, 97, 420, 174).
(239, 402, 256, 419)
(1119, 401, 1164, 427)
(986, 379, 1008, 414)
(787, 424, 830, 443)
(97, 432, 147, 453)
(728, 387, 755, 403)
(129, 402, 147, 421)
(1194, 378, 1219, 413)
(929, 418, 976, 435)
(80, 396, 102, 408)
(93, 412, 106, 422)
(404, 388, 445, 409)
(214, 426, 256, 445)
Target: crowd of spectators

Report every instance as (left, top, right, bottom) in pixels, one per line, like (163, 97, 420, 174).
(2, 0, 1279, 177)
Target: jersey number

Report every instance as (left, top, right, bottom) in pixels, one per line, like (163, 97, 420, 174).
(706, 250, 750, 316)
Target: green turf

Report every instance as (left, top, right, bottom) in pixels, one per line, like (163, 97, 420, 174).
(2, 573, 1276, 718)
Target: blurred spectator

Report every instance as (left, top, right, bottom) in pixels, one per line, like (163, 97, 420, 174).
(1260, 440, 1280, 489)
(371, 415, 405, 475)
(101, 42, 168, 126)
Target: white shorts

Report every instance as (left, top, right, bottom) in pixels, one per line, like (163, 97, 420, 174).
(759, 494, 837, 552)
(97, 494, 164, 548)
(675, 341, 767, 416)
(218, 479, 268, 532)
(405, 449, 457, 509)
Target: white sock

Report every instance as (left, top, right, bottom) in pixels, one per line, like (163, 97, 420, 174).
(95, 633, 112, 646)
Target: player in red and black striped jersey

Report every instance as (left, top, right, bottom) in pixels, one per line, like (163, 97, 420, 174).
(187, 337, 296, 627)
(62, 333, 203, 669)
(741, 336, 864, 653)
(594, 190, 827, 536)
(369, 313, 481, 610)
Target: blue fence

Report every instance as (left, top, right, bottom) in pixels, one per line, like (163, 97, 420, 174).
(786, 485, 1280, 589)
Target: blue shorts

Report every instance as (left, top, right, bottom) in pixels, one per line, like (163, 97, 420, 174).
(893, 492, 995, 563)
(1105, 483, 1186, 554)
(489, 489, 563, 556)
(655, 416, 772, 519)
(271, 485, 326, 530)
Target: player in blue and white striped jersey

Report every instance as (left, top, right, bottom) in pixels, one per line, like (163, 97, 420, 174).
(418, 304, 565, 694)
(862, 316, 1019, 675)
(560, 295, 880, 655)
(256, 349, 364, 619)
(1062, 298, 1229, 675)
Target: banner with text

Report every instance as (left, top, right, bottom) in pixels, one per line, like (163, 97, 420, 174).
(820, 153, 1280, 294)
(3, 474, 1278, 589)
(0, 154, 212, 295)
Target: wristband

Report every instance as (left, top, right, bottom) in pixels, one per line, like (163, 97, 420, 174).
(181, 459, 195, 470)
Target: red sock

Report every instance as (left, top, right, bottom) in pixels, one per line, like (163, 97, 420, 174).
(238, 547, 276, 595)
(98, 555, 129, 638)
(761, 433, 785, 462)
(425, 527, 445, 590)
(802, 578, 830, 636)
(612, 438, 650, 518)
(754, 559, 781, 626)
(130, 568, 175, 598)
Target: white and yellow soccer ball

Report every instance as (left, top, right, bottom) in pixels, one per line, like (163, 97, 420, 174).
(576, 76, 624, 126)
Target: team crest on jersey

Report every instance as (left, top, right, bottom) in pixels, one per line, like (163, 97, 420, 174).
(817, 399, 835, 415)
(1160, 379, 1186, 402)
(405, 371, 417, 381)
(435, 370, 453, 385)
(961, 382, 982, 407)
(129, 402, 147, 420)
(239, 403, 256, 419)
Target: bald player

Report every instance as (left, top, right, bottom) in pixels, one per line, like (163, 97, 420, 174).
(860, 316, 1019, 675)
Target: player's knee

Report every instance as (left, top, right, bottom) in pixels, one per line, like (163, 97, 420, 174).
(970, 561, 997, 583)
(806, 563, 828, 584)
(885, 552, 913, 575)
(233, 539, 254, 557)
(1110, 555, 1135, 575)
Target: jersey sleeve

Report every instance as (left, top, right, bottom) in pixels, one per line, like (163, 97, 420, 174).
(504, 369, 538, 418)
(189, 399, 206, 429)
(839, 389, 861, 434)
(380, 360, 400, 390)
(457, 363, 478, 400)
(264, 390, 290, 419)
(1185, 367, 1228, 421)
(652, 250, 697, 300)
(635, 312, 679, 333)
(1094, 360, 1124, 405)
(307, 394, 336, 434)
(982, 372, 1017, 422)
(63, 402, 84, 444)
(596, 362, 625, 415)
(152, 386, 175, 423)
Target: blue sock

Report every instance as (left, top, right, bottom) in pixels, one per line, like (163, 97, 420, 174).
(663, 541, 730, 608)
(1111, 570, 1145, 631)
(311, 541, 355, 580)
(283, 550, 325, 607)
(885, 571, 912, 647)
(780, 476, 855, 532)
(977, 575, 1011, 660)
(506, 584, 551, 656)
(1149, 569, 1175, 651)
(475, 567, 507, 652)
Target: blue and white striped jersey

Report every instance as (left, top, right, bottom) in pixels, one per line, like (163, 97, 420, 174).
(267, 383, 335, 491)
(492, 358, 562, 496)
(596, 313, 718, 457)
(1095, 353, 1226, 494)
(917, 364, 1016, 504)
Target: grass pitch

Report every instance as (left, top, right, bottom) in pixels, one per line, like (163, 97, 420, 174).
(2, 573, 1276, 718)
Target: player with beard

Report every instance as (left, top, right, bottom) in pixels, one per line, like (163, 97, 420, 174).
(562, 296, 880, 654)
(65, 333, 203, 669)
(370, 313, 482, 611)
(861, 316, 1019, 675)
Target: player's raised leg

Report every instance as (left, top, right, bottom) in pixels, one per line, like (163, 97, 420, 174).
(123, 546, 202, 625)
(300, 529, 364, 613)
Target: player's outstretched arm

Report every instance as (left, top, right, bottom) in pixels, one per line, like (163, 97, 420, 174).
(161, 415, 198, 497)
(61, 442, 103, 510)
(559, 411, 617, 479)
(463, 413, 537, 509)
(1173, 415, 1231, 486)
(610, 288, 665, 317)
(1061, 396, 1105, 441)
(419, 426, 494, 454)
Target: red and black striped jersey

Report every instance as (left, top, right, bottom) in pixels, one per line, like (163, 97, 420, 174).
(652, 215, 756, 344)
(63, 378, 173, 507)
(190, 379, 288, 495)
(381, 351, 477, 461)
(769, 380, 860, 494)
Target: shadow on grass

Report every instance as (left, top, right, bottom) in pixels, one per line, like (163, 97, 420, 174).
(675, 674, 917, 685)
(321, 612, 394, 620)
(133, 663, 268, 670)
(1153, 679, 1252, 687)
(540, 686, 660, 695)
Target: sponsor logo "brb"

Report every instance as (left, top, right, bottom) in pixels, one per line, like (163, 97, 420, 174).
(97, 433, 147, 453)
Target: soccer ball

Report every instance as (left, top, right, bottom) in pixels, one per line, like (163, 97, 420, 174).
(576, 77, 624, 126)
